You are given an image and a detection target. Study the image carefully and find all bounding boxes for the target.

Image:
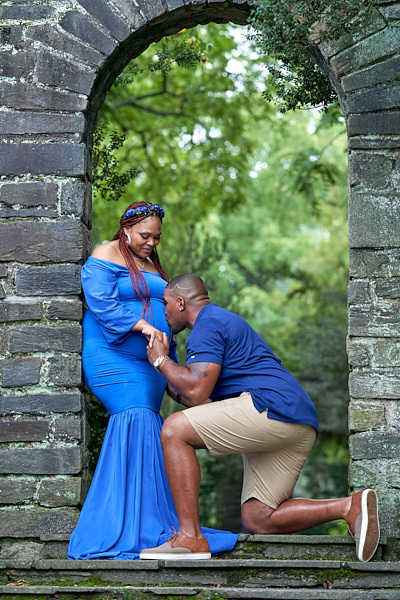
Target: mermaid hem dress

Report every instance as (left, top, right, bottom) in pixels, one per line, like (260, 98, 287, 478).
(67, 257, 238, 560)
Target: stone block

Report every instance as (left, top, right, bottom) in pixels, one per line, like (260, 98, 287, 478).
(112, 0, 146, 29)
(349, 135, 400, 151)
(0, 329, 8, 355)
(347, 82, 400, 114)
(9, 325, 82, 353)
(0, 283, 5, 299)
(349, 370, 400, 399)
(162, 0, 185, 10)
(347, 280, 370, 304)
(1, 356, 41, 387)
(348, 112, 400, 137)
(382, 5, 400, 19)
(0, 221, 87, 263)
(330, 27, 400, 77)
(0, 419, 49, 442)
(349, 154, 395, 191)
(60, 180, 87, 220)
(0, 539, 70, 560)
(0, 181, 58, 209)
(388, 470, 400, 489)
(377, 489, 400, 537)
(37, 477, 83, 507)
(349, 431, 400, 459)
(0, 265, 7, 278)
(348, 460, 378, 488)
(0, 50, 34, 78)
(386, 399, 400, 429)
(0, 507, 79, 537)
(60, 11, 116, 55)
(76, 0, 131, 41)
(35, 51, 96, 95)
(0, 206, 58, 219)
(0, 447, 82, 475)
(348, 399, 386, 432)
(0, 142, 86, 177)
(349, 249, 400, 278)
(0, 111, 85, 136)
(0, 392, 82, 415)
(343, 54, 400, 93)
(0, 4, 56, 21)
(15, 263, 81, 296)
(349, 303, 400, 337)
(0, 25, 23, 45)
(44, 300, 83, 321)
(0, 477, 36, 505)
(347, 338, 370, 367)
(0, 300, 41, 322)
(47, 354, 82, 387)
(375, 280, 400, 298)
(319, 8, 386, 58)
(26, 25, 105, 67)
(0, 82, 88, 112)
(370, 338, 400, 368)
(349, 192, 400, 248)
(54, 416, 82, 442)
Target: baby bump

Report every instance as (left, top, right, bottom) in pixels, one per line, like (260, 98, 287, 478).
(83, 337, 167, 415)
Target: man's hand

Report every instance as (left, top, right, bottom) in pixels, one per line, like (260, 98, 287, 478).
(146, 332, 170, 362)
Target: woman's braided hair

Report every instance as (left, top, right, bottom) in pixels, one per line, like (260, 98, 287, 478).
(112, 201, 168, 317)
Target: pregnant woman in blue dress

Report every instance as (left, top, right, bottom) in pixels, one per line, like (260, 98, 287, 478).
(68, 201, 238, 559)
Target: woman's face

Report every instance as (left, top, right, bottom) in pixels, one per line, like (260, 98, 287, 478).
(124, 216, 162, 258)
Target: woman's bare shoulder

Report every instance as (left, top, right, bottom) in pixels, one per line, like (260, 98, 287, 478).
(91, 241, 122, 263)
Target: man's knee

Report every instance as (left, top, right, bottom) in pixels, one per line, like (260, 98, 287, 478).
(161, 412, 188, 446)
(241, 498, 274, 534)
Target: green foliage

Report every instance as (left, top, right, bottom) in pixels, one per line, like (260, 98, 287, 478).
(92, 126, 140, 202)
(250, 0, 375, 111)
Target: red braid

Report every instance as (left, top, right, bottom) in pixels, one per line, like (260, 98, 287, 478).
(112, 201, 168, 319)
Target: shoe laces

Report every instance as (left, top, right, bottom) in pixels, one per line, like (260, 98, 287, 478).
(167, 526, 179, 545)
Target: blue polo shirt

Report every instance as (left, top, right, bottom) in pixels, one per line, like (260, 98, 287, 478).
(186, 303, 318, 431)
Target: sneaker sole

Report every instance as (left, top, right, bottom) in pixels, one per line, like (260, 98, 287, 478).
(358, 489, 379, 562)
(140, 552, 211, 560)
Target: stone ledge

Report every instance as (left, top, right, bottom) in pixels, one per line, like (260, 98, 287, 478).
(1, 556, 396, 571)
(0, 587, 397, 599)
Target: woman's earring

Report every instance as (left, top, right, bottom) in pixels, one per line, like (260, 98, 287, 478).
(125, 233, 131, 245)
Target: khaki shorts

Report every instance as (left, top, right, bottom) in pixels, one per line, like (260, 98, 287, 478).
(183, 392, 317, 510)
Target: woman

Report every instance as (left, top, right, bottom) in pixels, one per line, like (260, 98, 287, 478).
(68, 201, 238, 559)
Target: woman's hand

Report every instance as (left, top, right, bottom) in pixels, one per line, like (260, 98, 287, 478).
(141, 323, 164, 348)
(132, 319, 164, 347)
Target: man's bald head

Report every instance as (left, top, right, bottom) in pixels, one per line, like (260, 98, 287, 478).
(165, 274, 209, 303)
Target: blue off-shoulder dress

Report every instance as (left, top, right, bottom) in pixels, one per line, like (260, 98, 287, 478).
(67, 257, 238, 560)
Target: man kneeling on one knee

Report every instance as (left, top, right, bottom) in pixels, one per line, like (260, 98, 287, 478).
(140, 273, 379, 562)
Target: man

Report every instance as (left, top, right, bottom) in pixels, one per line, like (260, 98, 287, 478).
(140, 274, 379, 562)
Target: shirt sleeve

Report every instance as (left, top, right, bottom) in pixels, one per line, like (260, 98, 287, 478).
(186, 318, 227, 366)
(81, 259, 143, 344)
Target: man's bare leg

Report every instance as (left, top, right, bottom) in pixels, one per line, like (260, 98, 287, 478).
(160, 411, 206, 538)
(241, 497, 351, 534)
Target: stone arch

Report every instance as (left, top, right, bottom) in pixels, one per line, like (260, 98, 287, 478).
(0, 1, 399, 557)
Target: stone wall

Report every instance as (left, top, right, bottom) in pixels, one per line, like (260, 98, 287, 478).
(0, 0, 399, 555)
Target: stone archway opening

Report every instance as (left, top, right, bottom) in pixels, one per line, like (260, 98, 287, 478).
(1, 1, 400, 559)
(88, 20, 350, 535)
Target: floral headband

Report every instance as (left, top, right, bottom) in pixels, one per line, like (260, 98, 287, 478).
(121, 204, 165, 220)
